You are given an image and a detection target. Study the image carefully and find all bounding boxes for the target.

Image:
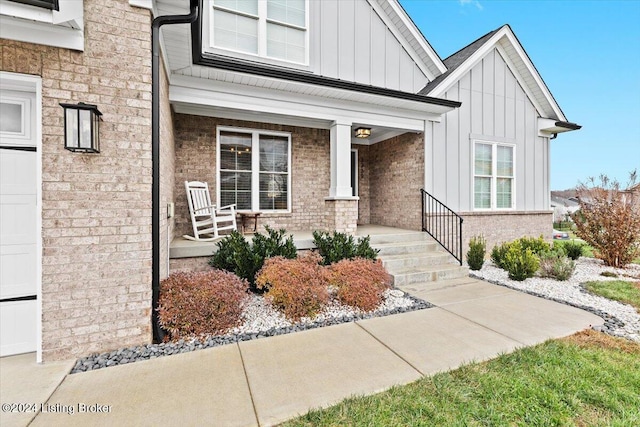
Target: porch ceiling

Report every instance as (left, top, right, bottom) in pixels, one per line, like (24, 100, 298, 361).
(172, 101, 412, 144)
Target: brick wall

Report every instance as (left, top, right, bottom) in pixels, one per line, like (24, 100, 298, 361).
(462, 211, 554, 255)
(0, 0, 153, 361)
(325, 199, 358, 234)
(369, 132, 424, 230)
(354, 144, 370, 224)
(174, 115, 331, 235)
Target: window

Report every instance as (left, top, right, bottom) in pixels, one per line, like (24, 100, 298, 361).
(8, 0, 58, 10)
(209, 0, 307, 64)
(474, 142, 514, 210)
(218, 128, 291, 212)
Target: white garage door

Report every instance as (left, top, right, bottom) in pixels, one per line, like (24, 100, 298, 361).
(0, 89, 38, 357)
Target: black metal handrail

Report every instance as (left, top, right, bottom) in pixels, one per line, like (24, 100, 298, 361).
(421, 189, 463, 265)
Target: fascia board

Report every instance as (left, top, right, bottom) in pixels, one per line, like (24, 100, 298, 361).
(501, 30, 567, 121)
(385, 0, 447, 74)
(367, 0, 440, 80)
(169, 75, 436, 131)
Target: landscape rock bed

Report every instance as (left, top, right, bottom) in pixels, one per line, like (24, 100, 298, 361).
(471, 257, 640, 342)
(71, 290, 432, 373)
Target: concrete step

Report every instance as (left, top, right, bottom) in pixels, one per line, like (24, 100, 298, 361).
(373, 240, 438, 256)
(391, 263, 469, 286)
(367, 232, 432, 245)
(381, 251, 454, 271)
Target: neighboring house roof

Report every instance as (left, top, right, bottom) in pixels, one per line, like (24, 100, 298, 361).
(420, 24, 574, 123)
(550, 195, 580, 209)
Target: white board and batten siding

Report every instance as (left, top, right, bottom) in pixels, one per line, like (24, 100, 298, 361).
(309, 0, 429, 93)
(428, 48, 550, 213)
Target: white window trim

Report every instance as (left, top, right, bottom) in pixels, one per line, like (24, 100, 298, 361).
(203, 0, 310, 67)
(216, 126, 292, 213)
(472, 140, 516, 211)
(0, 0, 84, 51)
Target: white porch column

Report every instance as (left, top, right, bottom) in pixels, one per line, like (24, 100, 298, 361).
(329, 120, 353, 198)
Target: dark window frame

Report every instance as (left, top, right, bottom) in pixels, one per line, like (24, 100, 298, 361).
(8, 0, 59, 11)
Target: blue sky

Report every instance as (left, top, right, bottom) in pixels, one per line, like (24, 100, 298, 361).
(399, 0, 640, 190)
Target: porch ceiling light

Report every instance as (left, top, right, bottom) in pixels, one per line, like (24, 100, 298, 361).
(60, 102, 102, 153)
(355, 127, 371, 138)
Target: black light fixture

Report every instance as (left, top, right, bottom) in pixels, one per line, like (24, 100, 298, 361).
(355, 127, 371, 138)
(60, 102, 102, 153)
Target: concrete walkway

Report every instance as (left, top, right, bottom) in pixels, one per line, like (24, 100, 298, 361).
(1, 278, 603, 427)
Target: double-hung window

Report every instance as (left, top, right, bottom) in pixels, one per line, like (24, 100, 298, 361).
(218, 128, 291, 212)
(474, 142, 515, 210)
(209, 0, 307, 64)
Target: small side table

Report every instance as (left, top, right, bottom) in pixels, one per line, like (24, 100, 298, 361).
(238, 212, 261, 234)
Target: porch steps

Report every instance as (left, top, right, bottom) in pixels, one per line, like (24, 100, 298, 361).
(372, 231, 469, 287)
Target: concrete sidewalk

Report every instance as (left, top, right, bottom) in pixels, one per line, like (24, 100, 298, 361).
(2, 278, 603, 427)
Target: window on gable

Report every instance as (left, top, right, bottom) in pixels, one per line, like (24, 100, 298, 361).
(474, 142, 514, 210)
(210, 0, 307, 64)
(8, 0, 59, 10)
(218, 128, 291, 212)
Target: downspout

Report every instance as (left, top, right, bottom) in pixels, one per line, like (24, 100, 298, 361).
(151, 0, 199, 342)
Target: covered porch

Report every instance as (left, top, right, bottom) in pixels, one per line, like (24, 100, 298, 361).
(170, 224, 419, 259)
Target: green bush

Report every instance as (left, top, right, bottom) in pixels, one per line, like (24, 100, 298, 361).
(518, 235, 551, 256)
(312, 231, 379, 265)
(490, 242, 510, 269)
(562, 241, 584, 260)
(600, 271, 619, 278)
(466, 235, 486, 271)
(209, 226, 297, 291)
(539, 251, 576, 281)
(502, 242, 540, 281)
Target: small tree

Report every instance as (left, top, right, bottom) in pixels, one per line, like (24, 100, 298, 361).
(571, 171, 640, 268)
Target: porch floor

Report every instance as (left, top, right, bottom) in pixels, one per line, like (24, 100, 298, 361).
(169, 224, 419, 259)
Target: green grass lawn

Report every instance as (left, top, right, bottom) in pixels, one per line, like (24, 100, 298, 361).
(285, 331, 640, 427)
(584, 280, 640, 312)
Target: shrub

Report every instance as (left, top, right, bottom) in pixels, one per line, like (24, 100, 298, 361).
(312, 231, 379, 265)
(158, 270, 249, 340)
(571, 171, 640, 267)
(600, 271, 619, 278)
(491, 242, 511, 269)
(329, 258, 392, 311)
(518, 235, 551, 256)
(255, 253, 330, 321)
(539, 252, 576, 281)
(210, 226, 297, 291)
(466, 235, 486, 271)
(502, 242, 540, 281)
(562, 241, 584, 260)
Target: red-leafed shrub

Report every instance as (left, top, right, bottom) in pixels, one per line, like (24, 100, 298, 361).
(329, 258, 392, 311)
(158, 270, 249, 340)
(255, 253, 330, 321)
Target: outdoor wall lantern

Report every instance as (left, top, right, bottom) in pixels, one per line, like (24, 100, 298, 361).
(60, 102, 102, 153)
(355, 127, 371, 138)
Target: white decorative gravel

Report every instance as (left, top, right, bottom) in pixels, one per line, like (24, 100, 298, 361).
(472, 257, 640, 342)
(230, 288, 416, 335)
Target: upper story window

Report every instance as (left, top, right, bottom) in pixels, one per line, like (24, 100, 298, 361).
(474, 141, 515, 210)
(209, 0, 307, 65)
(8, 0, 58, 10)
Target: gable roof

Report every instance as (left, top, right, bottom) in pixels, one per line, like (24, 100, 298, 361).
(376, 0, 447, 78)
(420, 25, 570, 122)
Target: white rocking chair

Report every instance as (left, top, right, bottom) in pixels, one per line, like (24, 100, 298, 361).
(183, 181, 237, 241)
